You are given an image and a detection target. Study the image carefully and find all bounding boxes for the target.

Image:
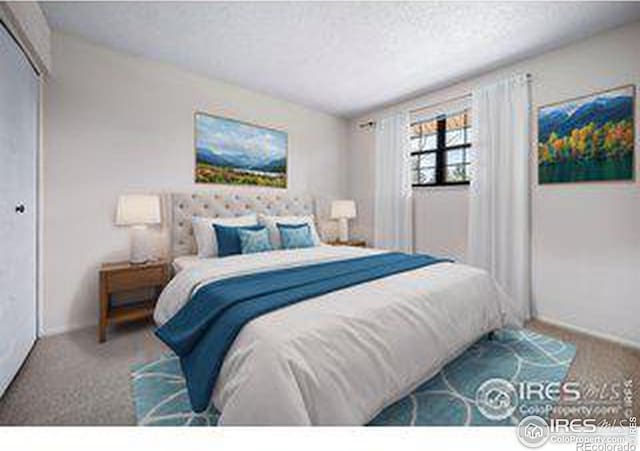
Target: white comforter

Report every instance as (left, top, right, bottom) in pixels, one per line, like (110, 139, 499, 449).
(155, 245, 518, 425)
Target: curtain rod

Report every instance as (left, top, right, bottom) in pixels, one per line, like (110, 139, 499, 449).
(409, 92, 471, 115)
(359, 73, 531, 129)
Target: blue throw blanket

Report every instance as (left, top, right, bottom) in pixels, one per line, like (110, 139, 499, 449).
(155, 252, 450, 412)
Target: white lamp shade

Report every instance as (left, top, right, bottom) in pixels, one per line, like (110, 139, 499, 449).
(331, 200, 356, 219)
(116, 194, 161, 226)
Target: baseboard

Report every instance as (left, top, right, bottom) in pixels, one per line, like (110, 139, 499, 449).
(39, 319, 96, 338)
(535, 315, 640, 351)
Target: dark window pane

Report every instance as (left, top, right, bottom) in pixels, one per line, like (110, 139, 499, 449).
(446, 164, 469, 182)
(446, 149, 464, 165)
(410, 138, 421, 152)
(446, 129, 472, 147)
(419, 167, 436, 184)
(412, 133, 437, 151)
(418, 152, 436, 168)
(446, 129, 464, 146)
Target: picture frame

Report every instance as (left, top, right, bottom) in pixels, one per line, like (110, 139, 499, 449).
(537, 84, 635, 184)
(194, 112, 288, 188)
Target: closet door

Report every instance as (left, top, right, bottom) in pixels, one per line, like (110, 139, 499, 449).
(0, 22, 39, 397)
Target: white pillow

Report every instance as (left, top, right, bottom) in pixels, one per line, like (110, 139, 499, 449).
(192, 214, 258, 258)
(258, 214, 321, 249)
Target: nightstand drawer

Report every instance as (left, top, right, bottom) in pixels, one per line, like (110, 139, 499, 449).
(106, 266, 166, 292)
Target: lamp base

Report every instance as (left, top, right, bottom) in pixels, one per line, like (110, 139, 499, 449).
(130, 225, 152, 264)
(337, 218, 349, 243)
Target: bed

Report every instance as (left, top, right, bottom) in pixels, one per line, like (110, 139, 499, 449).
(154, 191, 518, 425)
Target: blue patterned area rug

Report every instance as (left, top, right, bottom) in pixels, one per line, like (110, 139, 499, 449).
(130, 328, 575, 426)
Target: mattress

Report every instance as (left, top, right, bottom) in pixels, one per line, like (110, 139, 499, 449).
(172, 255, 205, 273)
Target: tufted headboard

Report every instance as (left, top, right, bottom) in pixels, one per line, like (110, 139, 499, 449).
(169, 191, 315, 257)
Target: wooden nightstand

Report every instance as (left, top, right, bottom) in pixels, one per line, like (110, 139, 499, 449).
(327, 240, 367, 248)
(98, 259, 169, 342)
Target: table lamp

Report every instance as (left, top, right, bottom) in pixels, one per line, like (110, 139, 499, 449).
(116, 194, 161, 264)
(331, 200, 356, 243)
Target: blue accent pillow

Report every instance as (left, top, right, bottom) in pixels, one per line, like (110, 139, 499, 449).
(213, 224, 265, 257)
(277, 223, 315, 249)
(277, 223, 309, 230)
(237, 227, 273, 254)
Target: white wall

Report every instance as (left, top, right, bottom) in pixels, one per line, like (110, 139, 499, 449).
(43, 32, 349, 335)
(349, 21, 640, 347)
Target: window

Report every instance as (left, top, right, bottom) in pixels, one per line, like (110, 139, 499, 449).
(410, 109, 472, 187)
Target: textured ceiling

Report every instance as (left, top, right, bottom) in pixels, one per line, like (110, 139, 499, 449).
(41, 2, 640, 118)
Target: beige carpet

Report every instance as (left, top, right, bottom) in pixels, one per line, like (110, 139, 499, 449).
(0, 319, 637, 425)
(0, 321, 165, 425)
(528, 320, 639, 423)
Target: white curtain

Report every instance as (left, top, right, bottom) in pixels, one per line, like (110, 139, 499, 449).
(468, 74, 531, 324)
(374, 112, 413, 252)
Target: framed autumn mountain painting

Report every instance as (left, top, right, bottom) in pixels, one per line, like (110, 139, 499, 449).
(537, 85, 635, 184)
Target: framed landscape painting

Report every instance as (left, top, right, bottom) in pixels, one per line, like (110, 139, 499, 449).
(538, 85, 635, 184)
(195, 112, 287, 188)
